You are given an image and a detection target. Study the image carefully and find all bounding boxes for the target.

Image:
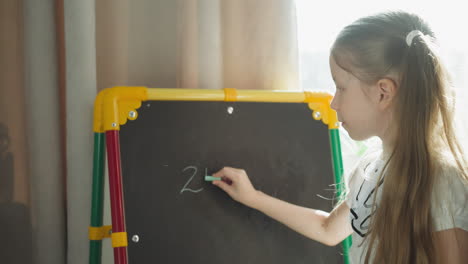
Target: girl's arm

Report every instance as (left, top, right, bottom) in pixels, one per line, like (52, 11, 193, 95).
(435, 228, 468, 263)
(212, 167, 353, 246)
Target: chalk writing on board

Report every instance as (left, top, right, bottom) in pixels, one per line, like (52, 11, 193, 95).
(180, 166, 204, 194)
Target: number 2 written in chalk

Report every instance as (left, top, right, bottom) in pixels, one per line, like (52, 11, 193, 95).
(179, 166, 209, 194)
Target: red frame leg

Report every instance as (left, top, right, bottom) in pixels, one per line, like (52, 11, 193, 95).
(106, 130, 127, 264)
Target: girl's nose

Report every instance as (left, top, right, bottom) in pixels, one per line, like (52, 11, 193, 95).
(330, 95, 339, 111)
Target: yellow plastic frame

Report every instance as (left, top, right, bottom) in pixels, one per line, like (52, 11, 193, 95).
(93, 87, 339, 132)
(88, 225, 112, 240)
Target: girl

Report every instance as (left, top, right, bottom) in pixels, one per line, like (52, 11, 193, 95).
(212, 10, 468, 264)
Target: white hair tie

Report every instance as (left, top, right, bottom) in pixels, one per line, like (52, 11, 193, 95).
(406, 30, 422, 47)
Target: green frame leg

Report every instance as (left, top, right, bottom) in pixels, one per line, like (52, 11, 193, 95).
(329, 128, 351, 264)
(89, 133, 106, 264)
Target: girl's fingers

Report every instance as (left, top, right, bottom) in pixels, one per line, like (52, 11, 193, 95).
(221, 176, 233, 185)
(213, 167, 236, 182)
(212, 169, 226, 179)
(213, 180, 232, 196)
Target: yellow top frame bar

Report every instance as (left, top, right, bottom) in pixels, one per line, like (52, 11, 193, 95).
(93, 87, 339, 132)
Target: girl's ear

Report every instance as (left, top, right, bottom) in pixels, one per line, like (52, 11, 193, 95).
(377, 78, 397, 110)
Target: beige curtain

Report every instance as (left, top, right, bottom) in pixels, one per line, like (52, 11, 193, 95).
(1, 0, 65, 264)
(0, 1, 30, 206)
(178, 0, 299, 90)
(0, 0, 299, 263)
(97, 0, 299, 91)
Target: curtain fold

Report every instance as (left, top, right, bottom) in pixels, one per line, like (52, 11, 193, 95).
(64, 0, 97, 263)
(1, 0, 65, 264)
(221, 0, 299, 90)
(24, 0, 66, 263)
(0, 0, 30, 207)
(177, 0, 223, 89)
(0, 1, 33, 262)
(95, 0, 129, 90)
(177, 0, 299, 90)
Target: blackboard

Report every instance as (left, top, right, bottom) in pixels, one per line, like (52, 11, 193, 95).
(120, 101, 344, 263)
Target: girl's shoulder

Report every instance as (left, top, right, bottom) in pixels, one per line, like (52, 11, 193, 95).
(433, 160, 467, 190)
(431, 161, 468, 231)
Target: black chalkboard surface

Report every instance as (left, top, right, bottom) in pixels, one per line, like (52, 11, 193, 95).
(120, 101, 344, 263)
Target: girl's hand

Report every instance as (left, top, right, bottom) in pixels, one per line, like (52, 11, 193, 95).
(212, 167, 259, 208)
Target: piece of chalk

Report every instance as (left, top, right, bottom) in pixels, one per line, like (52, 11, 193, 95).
(205, 176, 221, 181)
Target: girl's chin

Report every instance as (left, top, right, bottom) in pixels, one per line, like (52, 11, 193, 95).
(347, 129, 372, 142)
(342, 124, 362, 141)
(341, 123, 352, 136)
(341, 122, 349, 131)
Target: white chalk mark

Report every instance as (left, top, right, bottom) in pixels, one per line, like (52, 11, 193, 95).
(182, 188, 204, 194)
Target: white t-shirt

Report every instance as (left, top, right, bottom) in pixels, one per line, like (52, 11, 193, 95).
(344, 152, 468, 264)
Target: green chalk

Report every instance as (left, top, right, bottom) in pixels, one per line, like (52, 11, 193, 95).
(205, 176, 221, 181)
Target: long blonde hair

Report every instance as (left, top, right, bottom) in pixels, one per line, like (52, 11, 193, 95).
(332, 11, 468, 263)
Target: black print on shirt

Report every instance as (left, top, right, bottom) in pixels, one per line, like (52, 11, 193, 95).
(350, 162, 384, 238)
